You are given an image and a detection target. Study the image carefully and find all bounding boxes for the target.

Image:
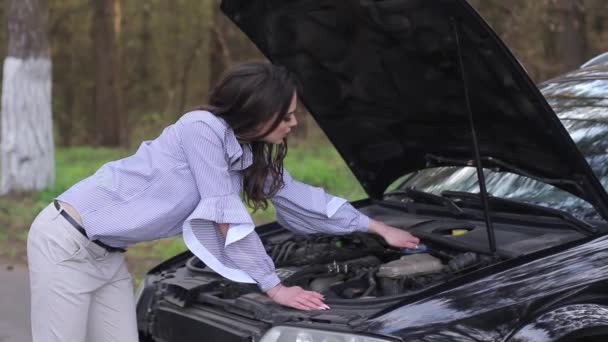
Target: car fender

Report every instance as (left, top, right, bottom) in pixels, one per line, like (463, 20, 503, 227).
(506, 303, 608, 342)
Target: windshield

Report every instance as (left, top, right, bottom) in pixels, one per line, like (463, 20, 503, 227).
(395, 77, 608, 221)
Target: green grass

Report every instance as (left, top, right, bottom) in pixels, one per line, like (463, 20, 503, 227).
(285, 145, 365, 200)
(34, 147, 130, 207)
(0, 141, 366, 285)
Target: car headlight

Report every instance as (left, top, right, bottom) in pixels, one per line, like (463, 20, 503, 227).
(260, 326, 393, 342)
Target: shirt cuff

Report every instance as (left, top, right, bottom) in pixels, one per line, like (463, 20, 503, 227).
(356, 213, 370, 233)
(257, 272, 281, 292)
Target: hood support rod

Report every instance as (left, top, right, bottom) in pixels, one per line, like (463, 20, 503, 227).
(451, 18, 497, 254)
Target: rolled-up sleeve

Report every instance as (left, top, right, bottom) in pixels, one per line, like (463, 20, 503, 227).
(179, 119, 280, 291)
(271, 169, 370, 235)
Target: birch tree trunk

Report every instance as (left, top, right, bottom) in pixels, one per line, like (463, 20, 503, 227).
(0, 0, 54, 195)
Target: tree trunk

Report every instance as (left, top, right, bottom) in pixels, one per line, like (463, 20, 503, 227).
(52, 9, 76, 147)
(209, 4, 233, 87)
(92, 0, 125, 146)
(1, 0, 54, 194)
(163, 0, 181, 118)
(178, 35, 204, 114)
(178, 3, 207, 114)
(137, 1, 151, 111)
(553, 0, 587, 71)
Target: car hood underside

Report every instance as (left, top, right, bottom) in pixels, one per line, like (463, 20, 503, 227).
(221, 0, 608, 215)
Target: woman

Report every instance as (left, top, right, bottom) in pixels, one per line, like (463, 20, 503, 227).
(27, 62, 419, 342)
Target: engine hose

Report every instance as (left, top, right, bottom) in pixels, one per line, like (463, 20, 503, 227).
(361, 267, 378, 297)
(273, 243, 285, 262)
(281, 242, 297, 263)
(282, 265, 328, 285)
(274, 241, 293, 262)
(271, 244, 281, 260)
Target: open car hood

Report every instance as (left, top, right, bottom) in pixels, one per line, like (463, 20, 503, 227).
(221, 0, 608, 217)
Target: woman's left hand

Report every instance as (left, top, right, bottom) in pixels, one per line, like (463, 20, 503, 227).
(368, 219, 420, 249)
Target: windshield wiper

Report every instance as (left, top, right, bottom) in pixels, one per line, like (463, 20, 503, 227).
(441, 190, 597, 235)
(384, 188, 467, 217)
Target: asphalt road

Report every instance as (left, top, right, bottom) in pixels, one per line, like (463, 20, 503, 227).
(0, 264, 31, 342)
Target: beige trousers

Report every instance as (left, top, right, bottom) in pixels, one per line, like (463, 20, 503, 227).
(27, 203, 138, 342)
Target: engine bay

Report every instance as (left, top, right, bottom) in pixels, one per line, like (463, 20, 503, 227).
(186, 231, 500, 300)
(181, 203, 586, 301)
(266, 232, 500, 298)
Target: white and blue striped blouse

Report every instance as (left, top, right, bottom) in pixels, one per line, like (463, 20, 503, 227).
(57, 110, 370, 291)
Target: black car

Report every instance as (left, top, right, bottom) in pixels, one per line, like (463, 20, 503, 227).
(136, 1, 608, 341)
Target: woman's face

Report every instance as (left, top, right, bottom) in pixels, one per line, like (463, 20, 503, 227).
(255, 92, 299, 144)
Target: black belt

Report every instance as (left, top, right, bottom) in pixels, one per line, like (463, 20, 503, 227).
(53, 200, 126, 253)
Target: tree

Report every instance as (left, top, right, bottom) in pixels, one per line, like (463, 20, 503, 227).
(0, 0, 54, 195)
(209, 3, 234, 87)
(549, 0, 588, 71)
(136, 1, 152, 111)
(92, 0, 125, 146)
(49, 0, 91, 147)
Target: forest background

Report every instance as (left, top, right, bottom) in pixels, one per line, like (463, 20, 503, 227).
(1, 0, 607, 283)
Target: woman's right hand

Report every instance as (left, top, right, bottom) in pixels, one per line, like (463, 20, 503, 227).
(266, 284, 330, 311)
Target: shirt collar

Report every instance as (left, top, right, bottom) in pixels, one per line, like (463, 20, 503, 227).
(222, 121, 253, 171)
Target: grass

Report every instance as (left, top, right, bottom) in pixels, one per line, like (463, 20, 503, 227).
(0, 139, 365, 285)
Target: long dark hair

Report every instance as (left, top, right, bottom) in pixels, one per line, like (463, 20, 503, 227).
(203, 62, 297, 211)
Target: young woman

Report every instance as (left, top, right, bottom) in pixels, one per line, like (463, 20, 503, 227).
(27, 62, 420, 342)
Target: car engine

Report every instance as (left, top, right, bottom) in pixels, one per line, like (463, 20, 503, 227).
(187, 232, 500, 299)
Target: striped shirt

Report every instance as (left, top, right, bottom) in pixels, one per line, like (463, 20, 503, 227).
(57, 110, 369, 290)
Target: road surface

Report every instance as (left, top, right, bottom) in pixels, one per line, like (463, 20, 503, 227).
(0, 263, 31, 342)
